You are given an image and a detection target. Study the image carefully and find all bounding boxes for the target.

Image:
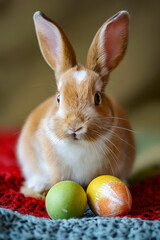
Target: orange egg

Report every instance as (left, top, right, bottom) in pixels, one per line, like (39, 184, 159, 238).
(86, 175, 132, 217)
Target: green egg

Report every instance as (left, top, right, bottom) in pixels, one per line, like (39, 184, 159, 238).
(45, 181, 87, 219)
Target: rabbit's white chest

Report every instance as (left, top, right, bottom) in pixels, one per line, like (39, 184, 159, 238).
(44, 119, 111, 186)
(55, 138, 107, 186)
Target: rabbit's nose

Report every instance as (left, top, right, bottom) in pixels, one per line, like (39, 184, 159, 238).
(68, 126, 83, 134)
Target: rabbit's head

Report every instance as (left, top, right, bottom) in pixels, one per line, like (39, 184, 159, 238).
(33, 11, 129, 142)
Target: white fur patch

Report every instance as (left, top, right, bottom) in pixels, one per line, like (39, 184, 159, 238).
(58, 79, 63, 91)
(73, 70, 87, 84)
(43, 116, 116, 187)
(56, 107, 65, 118)
(54, 138, 106, 186)
(26, 174, 51, 193)
(44, 120, 113, 186)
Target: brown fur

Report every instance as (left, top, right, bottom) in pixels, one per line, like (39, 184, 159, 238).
(17, 11, 135, 199)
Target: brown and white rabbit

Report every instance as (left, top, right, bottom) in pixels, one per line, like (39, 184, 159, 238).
(17, 11, 135, 199)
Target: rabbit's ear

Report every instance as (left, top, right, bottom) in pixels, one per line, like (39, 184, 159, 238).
(86, 11, 129, 80)
(33, 11, 77, 79)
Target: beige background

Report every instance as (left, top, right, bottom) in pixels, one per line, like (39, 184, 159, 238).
(0, 0, 160, 175)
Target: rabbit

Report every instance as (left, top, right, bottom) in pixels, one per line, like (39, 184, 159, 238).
(17, 10, 135, 200)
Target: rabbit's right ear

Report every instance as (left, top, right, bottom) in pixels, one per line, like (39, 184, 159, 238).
(33, 11, 77, 80)
(86, 11, 129, 84)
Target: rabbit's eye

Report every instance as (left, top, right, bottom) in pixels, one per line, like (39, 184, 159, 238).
(57, 94, 60, 103)
(94, 92, 101, 105)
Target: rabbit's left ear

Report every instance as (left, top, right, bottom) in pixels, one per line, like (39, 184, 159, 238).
(86, 11, 129, 80)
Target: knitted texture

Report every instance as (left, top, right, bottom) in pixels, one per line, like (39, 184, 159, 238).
(0, 208, 160, 240)
(0, 131, 160, 220)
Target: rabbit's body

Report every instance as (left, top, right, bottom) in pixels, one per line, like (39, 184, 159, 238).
(17, 11, 135, 199)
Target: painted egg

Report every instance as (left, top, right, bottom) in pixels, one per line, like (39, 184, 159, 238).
(86, 175, 132, 217)
(45, 181, 87, 219)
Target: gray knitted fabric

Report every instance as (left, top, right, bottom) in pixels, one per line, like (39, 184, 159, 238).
(0, 208, 160, 240)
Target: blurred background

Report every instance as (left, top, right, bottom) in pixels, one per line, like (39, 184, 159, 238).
(0, 0, 160, 179)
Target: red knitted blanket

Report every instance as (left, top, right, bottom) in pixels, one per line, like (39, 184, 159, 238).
(0, 131, 160, 220)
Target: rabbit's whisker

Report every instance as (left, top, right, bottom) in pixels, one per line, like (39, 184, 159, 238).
(90, 129, 121, 176)
(91, 139, 115, 176)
